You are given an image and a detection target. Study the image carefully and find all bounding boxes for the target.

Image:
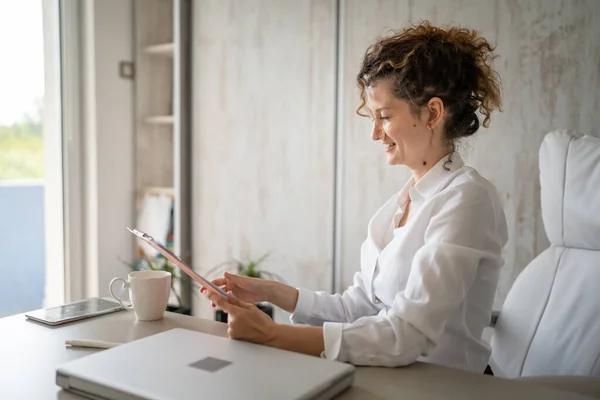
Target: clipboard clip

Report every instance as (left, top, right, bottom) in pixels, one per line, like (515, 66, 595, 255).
(127, 227, 154, 241)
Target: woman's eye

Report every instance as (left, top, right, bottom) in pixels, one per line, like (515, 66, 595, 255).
(379, 116, 389, 121)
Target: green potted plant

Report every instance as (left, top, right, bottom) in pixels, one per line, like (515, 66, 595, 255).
(205, 253, 285, 322)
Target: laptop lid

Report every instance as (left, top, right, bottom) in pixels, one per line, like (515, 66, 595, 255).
(56, 328, 355, 400)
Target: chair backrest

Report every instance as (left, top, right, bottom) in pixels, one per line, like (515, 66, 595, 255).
(491, 130, 600, 378)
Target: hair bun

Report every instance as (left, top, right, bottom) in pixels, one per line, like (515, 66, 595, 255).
(356, 20, 502, 142)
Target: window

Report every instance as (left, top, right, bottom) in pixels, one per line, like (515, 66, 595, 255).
(0, 0, 64, 317)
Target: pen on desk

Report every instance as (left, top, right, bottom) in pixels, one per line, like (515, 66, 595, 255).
(65, 339, 122, 349)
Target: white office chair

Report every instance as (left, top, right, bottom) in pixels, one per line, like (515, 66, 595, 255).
(491, 130, 600, 381)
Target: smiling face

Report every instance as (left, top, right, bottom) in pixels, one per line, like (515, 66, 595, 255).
(366, 78, 433, 168)
(357, 25, 502, 175)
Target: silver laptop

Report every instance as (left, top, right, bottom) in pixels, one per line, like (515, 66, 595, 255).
(56, 328, 355, 400)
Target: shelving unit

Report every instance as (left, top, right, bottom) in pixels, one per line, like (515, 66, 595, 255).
(134, 0, 192, 313)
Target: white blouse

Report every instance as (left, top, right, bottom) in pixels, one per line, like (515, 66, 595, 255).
(290, 153, 508, 373)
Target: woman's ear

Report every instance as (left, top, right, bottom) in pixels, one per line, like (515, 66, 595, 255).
(426, 97, 445, 130)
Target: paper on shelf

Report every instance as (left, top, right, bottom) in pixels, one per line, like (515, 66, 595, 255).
(136, 194, 172, 258)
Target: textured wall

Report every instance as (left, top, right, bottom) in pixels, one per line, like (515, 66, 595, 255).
(88, 0, 136, 298)
(192, 0, 600, 320)
(191, 0, 337, 322)
(338, 0, 600, 308)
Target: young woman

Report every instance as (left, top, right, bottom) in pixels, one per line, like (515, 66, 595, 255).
(202, 21, 508, 374)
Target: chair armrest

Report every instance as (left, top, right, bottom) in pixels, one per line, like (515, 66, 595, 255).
(489, 310, 500, 327)
(516, 376, 600, 399)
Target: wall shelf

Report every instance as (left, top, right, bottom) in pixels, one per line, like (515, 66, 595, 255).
(139, 186, 175, 197)
(144, 42, 174, 57)
(145, 115, 174, 125)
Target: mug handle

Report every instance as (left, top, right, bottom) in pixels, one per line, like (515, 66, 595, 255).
(109, 277, 133, 310)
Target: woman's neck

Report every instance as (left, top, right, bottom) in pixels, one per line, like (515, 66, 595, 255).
(411, 148, 453, 183)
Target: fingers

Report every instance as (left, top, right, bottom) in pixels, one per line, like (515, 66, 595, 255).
(207, 292, 241, 314)
(223, 271, 244, 282)
(216, 299, 239, 314)
(208, 293, 230, 311)
(199, 283, 226, 295)
(200, 274, 243, 296)
(226, 291, 251, 308)
(200, 284, 227, 308)
(206, 290, 252, 314)
(211, 277, 226, 287)
(203, 275, 237, 292)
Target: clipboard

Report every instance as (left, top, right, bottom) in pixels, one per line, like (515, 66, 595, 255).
(127, 227, 227, 299)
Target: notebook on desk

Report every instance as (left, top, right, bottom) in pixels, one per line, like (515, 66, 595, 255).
(56, 328, 355, 400)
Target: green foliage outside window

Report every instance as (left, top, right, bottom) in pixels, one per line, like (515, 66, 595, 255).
(0, 104, 44, 180)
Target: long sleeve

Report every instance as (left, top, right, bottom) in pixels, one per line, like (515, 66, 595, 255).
(321, 184, 506, 367)
(290, 271, 380, 326)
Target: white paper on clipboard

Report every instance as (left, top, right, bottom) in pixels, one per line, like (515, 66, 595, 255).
(127, 227, 227, 299)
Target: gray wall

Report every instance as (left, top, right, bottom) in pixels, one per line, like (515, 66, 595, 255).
(338, 0, 600, 308)
(82, 0, 136, 298)
(192, 0, 600, 320)
(192, 0, 337, 322)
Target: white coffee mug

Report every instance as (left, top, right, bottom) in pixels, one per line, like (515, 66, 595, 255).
(109, 270, 171, 321)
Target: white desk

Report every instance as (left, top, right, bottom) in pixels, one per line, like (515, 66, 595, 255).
(0, 310, 595, 400)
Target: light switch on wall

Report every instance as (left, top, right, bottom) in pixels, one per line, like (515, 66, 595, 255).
(119, 61, 134, 79)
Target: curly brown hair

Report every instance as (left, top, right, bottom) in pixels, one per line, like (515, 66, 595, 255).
(357, 21, 502, 142)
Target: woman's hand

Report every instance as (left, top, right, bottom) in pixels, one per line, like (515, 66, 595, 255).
(201, 272, 300, 313)
(205, 290, 325, 356)
(200, 272, 271, 305)
(206, 291, 278, 345)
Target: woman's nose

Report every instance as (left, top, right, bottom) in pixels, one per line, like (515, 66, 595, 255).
(371, 122, 382, 141)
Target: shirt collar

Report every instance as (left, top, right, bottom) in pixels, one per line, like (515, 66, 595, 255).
(406, 152, 465, 203)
